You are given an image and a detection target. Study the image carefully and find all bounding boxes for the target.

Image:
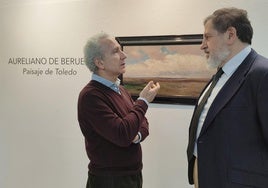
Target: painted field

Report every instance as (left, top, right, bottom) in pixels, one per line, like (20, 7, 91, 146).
(123, 77, 210, 98)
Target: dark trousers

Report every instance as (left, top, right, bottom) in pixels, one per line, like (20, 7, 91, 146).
(86, 172, 143, 188)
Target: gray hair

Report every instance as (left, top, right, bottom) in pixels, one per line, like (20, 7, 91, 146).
(83, 32, 110, 73)
(204, 7, 253, 44)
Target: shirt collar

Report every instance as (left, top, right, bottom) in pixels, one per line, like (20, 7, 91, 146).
(222, 45, 251, 76)
(92, 74, 121, 93)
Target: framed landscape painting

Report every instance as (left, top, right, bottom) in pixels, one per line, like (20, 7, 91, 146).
(116, 35, 216, 105)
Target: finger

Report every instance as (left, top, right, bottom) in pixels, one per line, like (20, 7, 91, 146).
(151, 82, 160, 89)
(146, 81, 154, 88)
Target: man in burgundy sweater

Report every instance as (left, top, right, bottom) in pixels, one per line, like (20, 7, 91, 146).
(78, 32, 160, 188)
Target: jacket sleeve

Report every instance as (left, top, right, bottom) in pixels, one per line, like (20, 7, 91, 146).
(257, 71, 268, 145)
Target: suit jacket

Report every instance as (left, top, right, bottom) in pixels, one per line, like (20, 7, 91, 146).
(187, 49, 268, 188)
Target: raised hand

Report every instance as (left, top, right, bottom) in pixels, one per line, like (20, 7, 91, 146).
(139, 81, 160, 103)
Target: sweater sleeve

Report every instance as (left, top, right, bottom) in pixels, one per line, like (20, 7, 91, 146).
(78, 88, 148, 147)
(139, 118, 149, 142)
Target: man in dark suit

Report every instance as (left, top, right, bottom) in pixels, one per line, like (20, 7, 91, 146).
(187, 7, 268, 188)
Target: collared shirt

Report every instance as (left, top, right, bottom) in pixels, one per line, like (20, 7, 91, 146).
(91, 74, 149, 106)
(91, 73, 142, 143)
(193, 46, 251, 156)
(92, 74, 121, 94)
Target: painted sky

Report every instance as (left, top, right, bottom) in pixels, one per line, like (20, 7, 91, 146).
(124, 45, 216, 78)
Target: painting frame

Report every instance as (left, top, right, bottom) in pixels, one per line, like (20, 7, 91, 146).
(116, 34, 214, 105)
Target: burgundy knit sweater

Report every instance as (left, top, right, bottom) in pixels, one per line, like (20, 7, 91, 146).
(78, 80, 149, 176)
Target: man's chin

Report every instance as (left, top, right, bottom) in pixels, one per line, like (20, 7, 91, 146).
(207, 58, 221, 69)
(120, 70, 126, 75)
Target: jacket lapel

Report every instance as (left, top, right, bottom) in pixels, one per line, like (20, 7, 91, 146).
(199, 49, 258, 136)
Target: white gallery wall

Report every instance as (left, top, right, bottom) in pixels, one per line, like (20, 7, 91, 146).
(1, 0, 268, 188)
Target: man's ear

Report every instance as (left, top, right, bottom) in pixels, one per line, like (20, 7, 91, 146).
(226, 26, 237, 43)
(94, 58, 105, 70)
